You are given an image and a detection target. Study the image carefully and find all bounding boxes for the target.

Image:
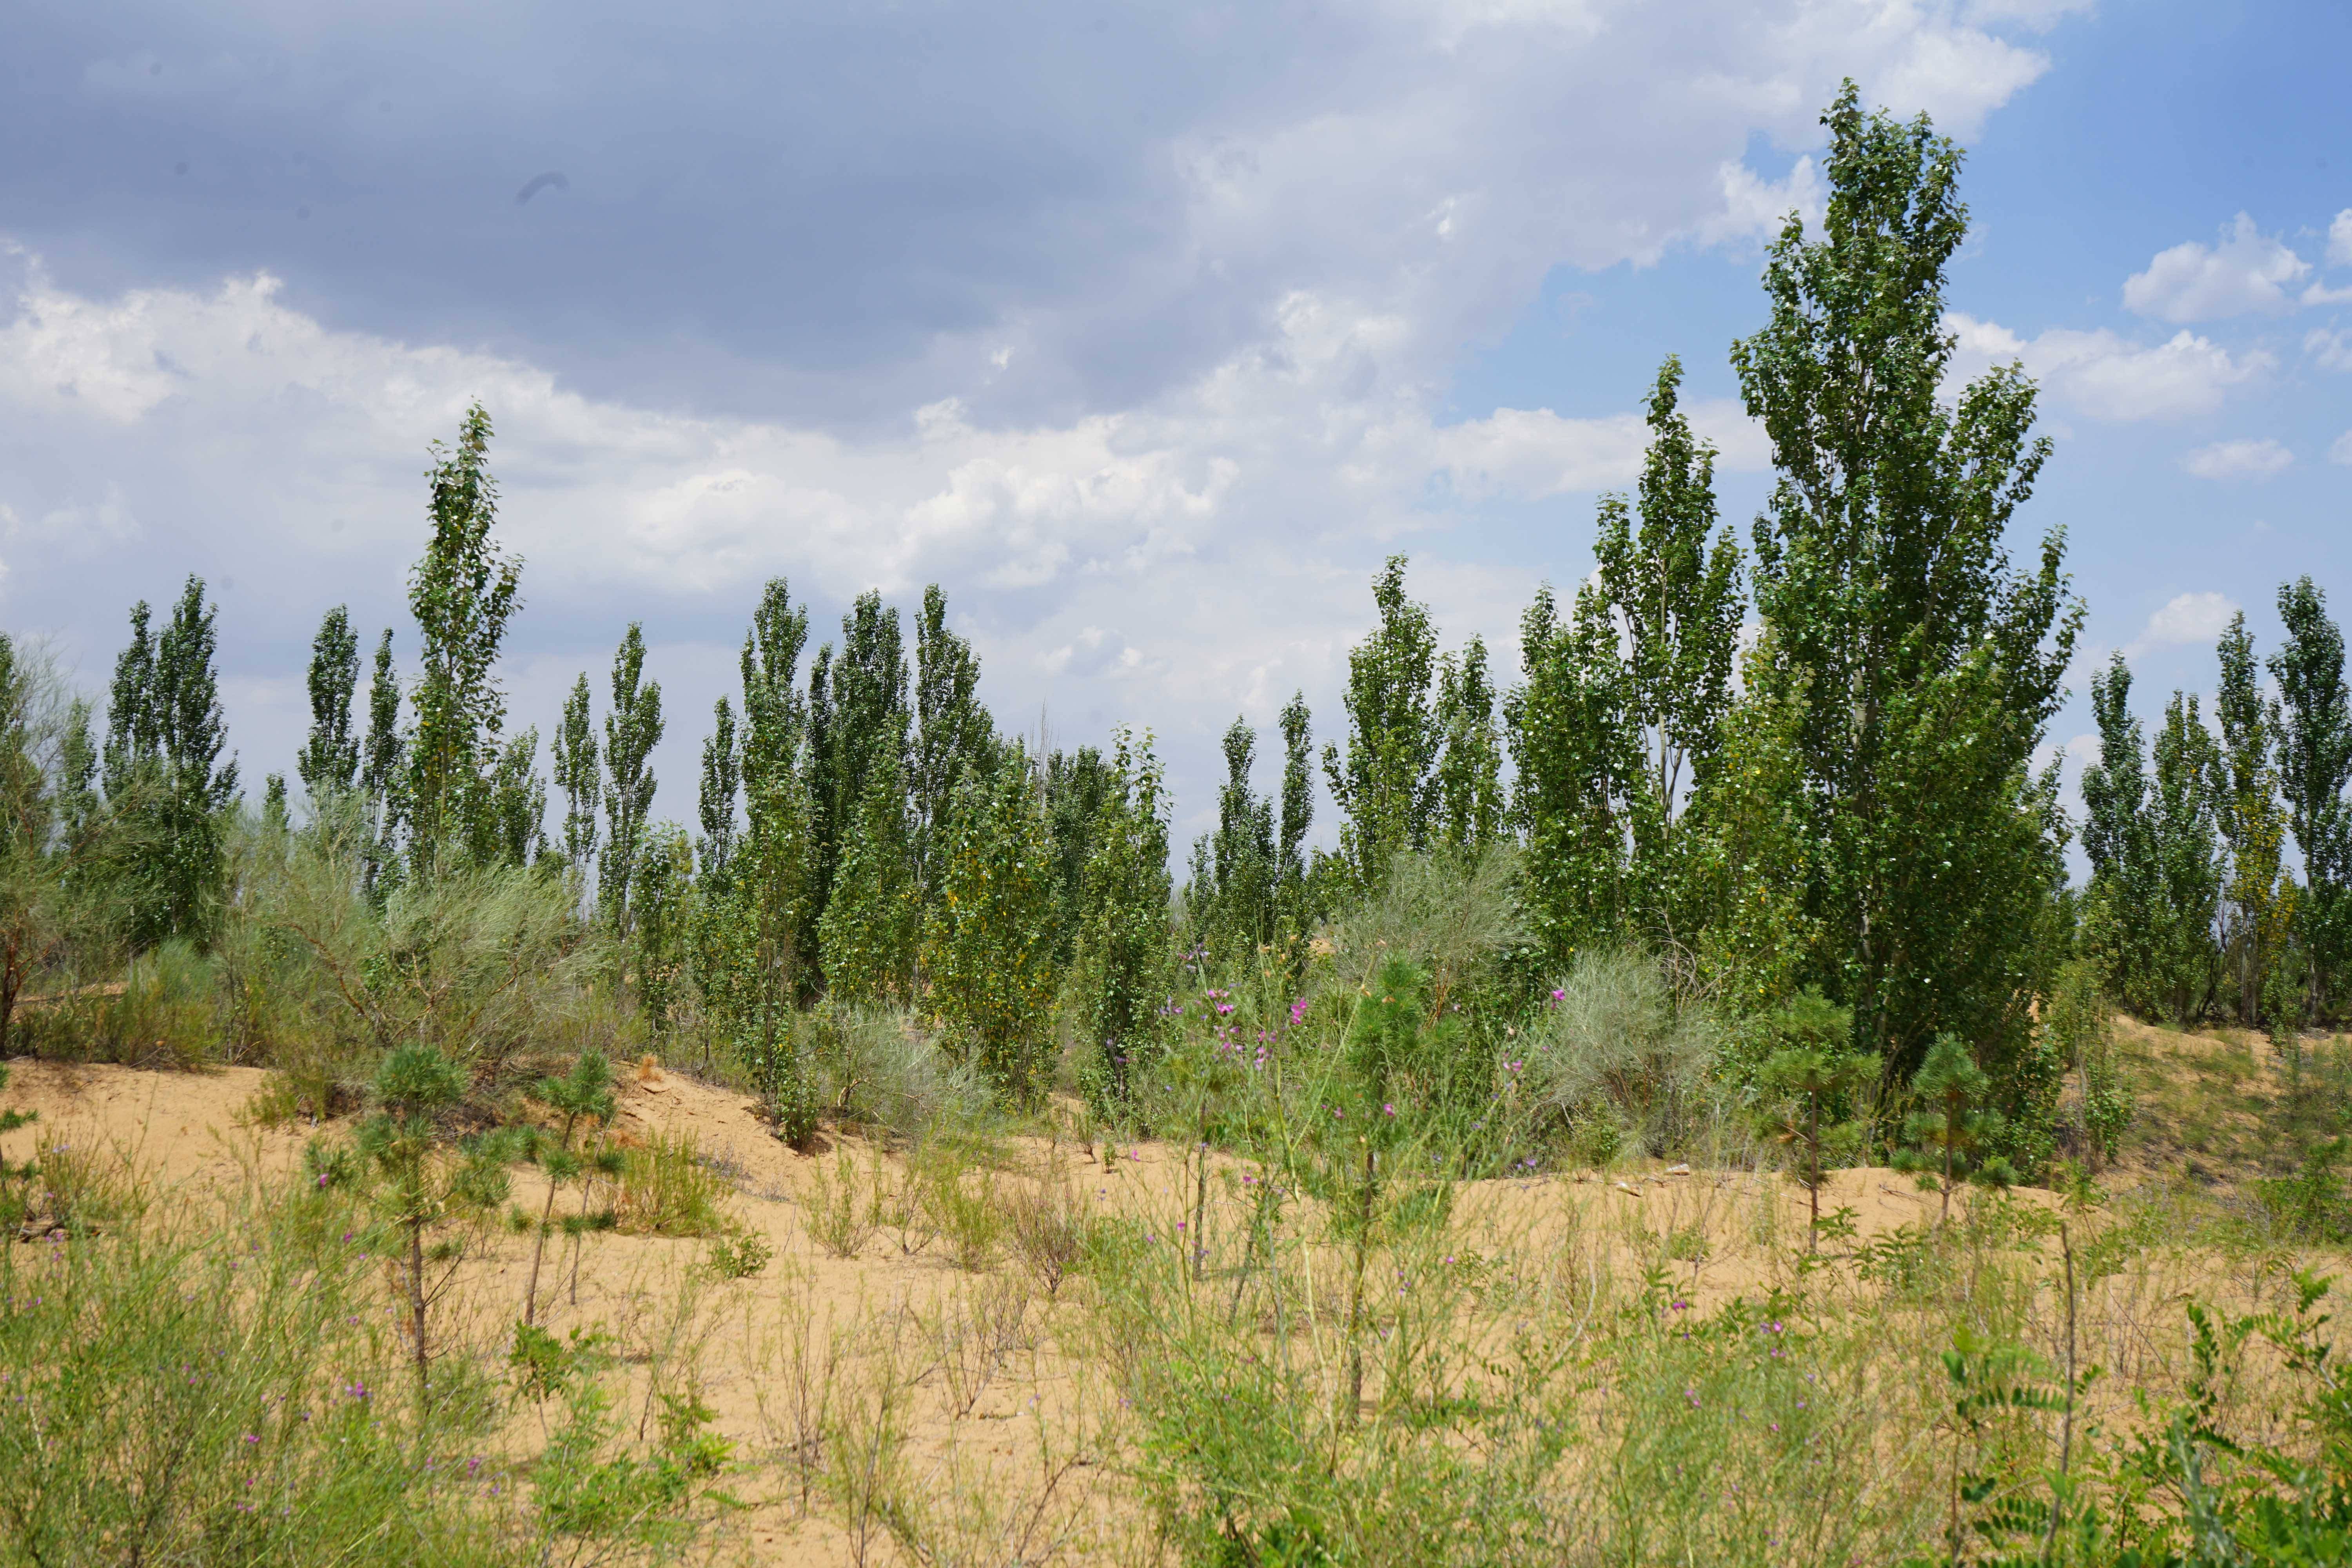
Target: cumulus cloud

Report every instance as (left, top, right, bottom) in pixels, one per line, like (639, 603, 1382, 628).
(2331, 210, 2352, 267)
(1946, 312, 2268, 421)
(2125, 591, 2239, 657)
(2123, 214, 2310, 323)
(2183, 438, 2292, 481)
(2331, 430, 2352, 467)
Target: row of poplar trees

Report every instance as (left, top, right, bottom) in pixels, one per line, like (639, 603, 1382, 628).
(1192, 85, 2079, 1109)
(76, 85, 2154, 1135)
(2081, 584, 2352, 1033)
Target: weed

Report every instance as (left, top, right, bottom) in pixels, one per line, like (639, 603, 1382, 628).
(612, 1131, 731, 1238)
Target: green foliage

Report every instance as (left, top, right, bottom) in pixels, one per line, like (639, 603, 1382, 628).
(817, 746, 919, 1005)
(926, 751, 1058, 1105)
(599, 622, 663, 941)
(1756, 989, 1873, 1247)
(1521, 945, 1715, 1160)
(808, 590, 909, 941)
(1323, 555, 1439, 892)
(2274, 577, 2352, 1020)
(104, 576, 239, 946)
(1432, 635, 1506, 856)
(1731, 82, 2079, 1090)
(1043, 742, 1113, 966)
(695, 694, 739, 878)
(1187, 715, 1279, 962)
(359, 627, 405, 900)
(629, 823, 693, 1032)
(1897, 1034, 2015, 1220)
(403, 402, 523, 878)
(297, 604, 361, 802)
(2045, 958, 2132, 1168)
(909, 582, 995, 906)
(2216, 612, 2295, 1028)
(552, 671, 599, 876)
(1072, 731, 1176, 1115)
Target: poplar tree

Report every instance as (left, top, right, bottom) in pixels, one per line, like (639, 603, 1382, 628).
(481, 728, 546, 868)
(297, 605, 361, 802)
(2272, 577, 2352, 1016)
(599, 624, 662, 942)
(2214, 613, 2292, 1024)
(1044, 745, 1113, 966)
(1276, 691, 1314, 898)
(1507, 359, 1739, 962)
(403, 403, 521, 877)
(1323, 556, 1439, 891)
(1189, 717, 1277, 956)
(359, 630, 405, 898)
(2149, 692, 2225, 1023)
(1509, 583, 1639, 961)
(1592, 357, 1742, 940)
(709, 579, 818, 1132)
(1432, 636, 1506, 855)
(697, 696, 740, 879)
(1729, 83, 2078, 1080)
(911, 584, 995, 901)
(105, 578, 238, 944)
(552, 674, 599, 878)
(2080, 655, 2160, 1011)
(807, 591, 908, 940)
(816, 747, 918, 1004)
(925, 750, 1057, 1103)
(631, 824, 694, 1032)
(1071, 729, 1173, 1112)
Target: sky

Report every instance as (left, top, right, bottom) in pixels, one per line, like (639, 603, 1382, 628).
(3, 0, 2348, 858)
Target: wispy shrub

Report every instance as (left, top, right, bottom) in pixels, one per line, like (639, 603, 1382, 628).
(1521, 945, 1717, 1158)
(809, 1002, 992, 1146)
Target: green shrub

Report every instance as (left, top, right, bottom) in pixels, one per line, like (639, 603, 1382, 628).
(1522, 946, 1716, 1158)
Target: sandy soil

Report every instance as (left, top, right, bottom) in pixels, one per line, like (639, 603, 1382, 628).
(0, 1051, 2227, 1566)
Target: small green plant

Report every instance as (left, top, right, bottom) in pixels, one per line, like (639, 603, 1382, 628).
(1896, 1034, 2014, 1225)
(521, 1048, 617, 1325)
(921, 1150, 1005, 1272)
(803, 1145, 878, 1259)
(2258, 1137, 2350, 1243)
(1757, 987, 1873, 1251)
(707, 1230, 775, 1279)
(612, 1132, 730, 1238)
(353, 1041, 513, 1398)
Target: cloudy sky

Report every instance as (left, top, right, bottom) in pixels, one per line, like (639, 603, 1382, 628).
(5, 0, 2349, 852)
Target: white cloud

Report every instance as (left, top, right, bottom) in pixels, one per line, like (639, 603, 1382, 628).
(2123, 214, 2310, 323)
(1947, 312, 2268, 421)
(2183, 438, 2292, 481)
(2126, 592, 2239, 657)
(1963, 0, 2096, 29)
(2308, 327, 2352, 372)
(2331, 209, 2352, 267)
(2331, 430, 2352, 467)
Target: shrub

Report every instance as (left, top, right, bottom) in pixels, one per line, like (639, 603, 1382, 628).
(611, 1133, 731, 1238)
(808, 1002, 992, 1146)
(1521, 946, 1715, 1158)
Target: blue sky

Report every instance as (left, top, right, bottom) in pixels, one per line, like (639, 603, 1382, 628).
(3, 0, 2347, 854)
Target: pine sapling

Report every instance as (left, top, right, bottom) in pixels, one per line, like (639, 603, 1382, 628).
(1898, 1033, 2015, 1225)
(522, 1048, 617, 1325)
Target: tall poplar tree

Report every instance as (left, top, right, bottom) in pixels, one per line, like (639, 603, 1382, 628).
(1189, 717, 1276, 956)
(2081, 655, 2160, 1011)
(697, 696, 740, 880)
(2149, 691, 2225, 1023)
(1432, 637, 1506, 855)
(1323, 556, 1439, 890)
(599, 623, 662, 942)
(910, 584, 995, 902)
(104, 578, 238, 944)
(1073, 729, 1174, 1112)
(2272, 577, 2352, 1016)
(816, 746, 918, 1004)
(403, 403, 521, 877)
(296, 605, 361, 803)
(552, 674, 600, 877)
(360, 630, 404, 898)
(807, 591, 908, 940)
(1728, 83, 2078, 1080)
(1276, 691, 1314, 900)
(2214, 613, 2292, 1024)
